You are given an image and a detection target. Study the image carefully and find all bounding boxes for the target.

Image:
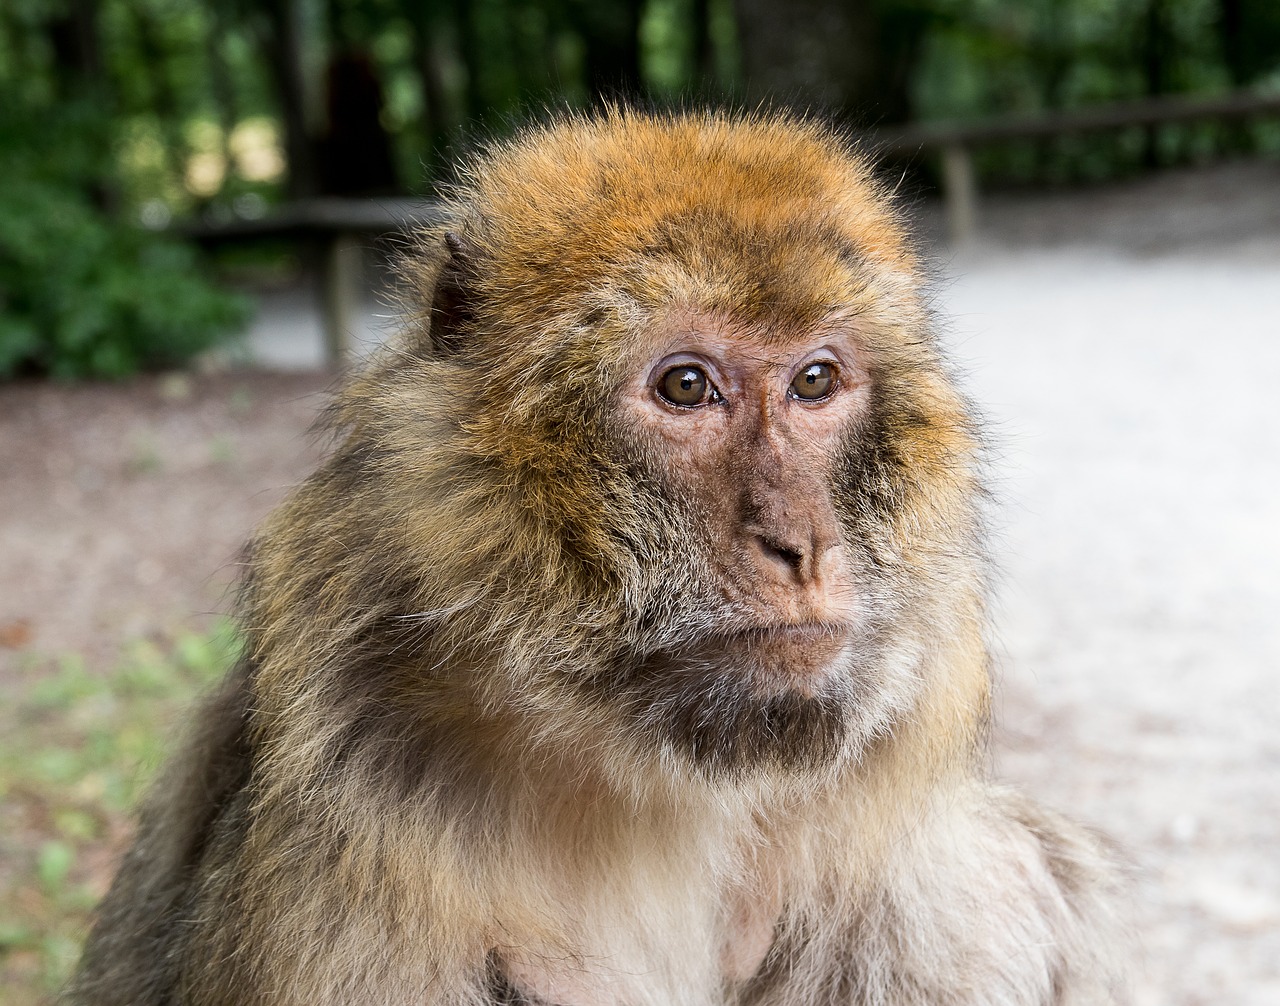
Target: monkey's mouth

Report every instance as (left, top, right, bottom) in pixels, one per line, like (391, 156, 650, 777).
(724, 622, 853, 645)
(709, 623, 855, 697)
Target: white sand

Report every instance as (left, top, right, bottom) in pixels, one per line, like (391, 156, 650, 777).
(939, 212, 1280, 1002)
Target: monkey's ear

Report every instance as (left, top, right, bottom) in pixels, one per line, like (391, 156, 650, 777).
(428, 230, 479, 355)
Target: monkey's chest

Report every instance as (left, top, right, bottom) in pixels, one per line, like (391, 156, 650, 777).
(491, 883, 778, 1006)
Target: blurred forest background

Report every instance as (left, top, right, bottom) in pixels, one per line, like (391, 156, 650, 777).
(3, 0, 1280, 377)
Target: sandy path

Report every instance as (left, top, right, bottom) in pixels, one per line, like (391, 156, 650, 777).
(940, 239, 1280, 1004)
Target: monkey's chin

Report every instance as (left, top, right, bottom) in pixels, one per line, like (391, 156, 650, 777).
(598, 624, 866, 777)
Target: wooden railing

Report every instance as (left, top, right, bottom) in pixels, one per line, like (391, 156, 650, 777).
(865, 89, 1280, 243)
(181, 89, 1280, 362)
(181, 198, 446, 362)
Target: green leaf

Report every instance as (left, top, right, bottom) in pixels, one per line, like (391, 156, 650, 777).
(36, 841, 75, 894)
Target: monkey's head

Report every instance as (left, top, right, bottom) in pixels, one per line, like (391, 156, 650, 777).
(254, 111, 985, 791)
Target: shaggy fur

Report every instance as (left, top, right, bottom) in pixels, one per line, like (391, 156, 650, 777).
(67, 109, 1126, 1005)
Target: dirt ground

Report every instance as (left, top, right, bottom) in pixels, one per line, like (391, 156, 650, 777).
(2, 158, 1278, 1002)
(0, 371, 332, 674)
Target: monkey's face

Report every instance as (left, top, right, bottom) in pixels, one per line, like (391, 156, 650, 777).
(588, 303, 931, 778)
(620, 309, 865, 680)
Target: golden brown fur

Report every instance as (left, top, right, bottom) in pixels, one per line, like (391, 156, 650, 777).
(68, 109, 1125, 1005)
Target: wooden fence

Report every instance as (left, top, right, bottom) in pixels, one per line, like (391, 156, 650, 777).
(182, 89, 1280, 362)
(866, 89, 1280, 244)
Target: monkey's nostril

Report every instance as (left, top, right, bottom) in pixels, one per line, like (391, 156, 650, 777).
(760, 536, 805, 573)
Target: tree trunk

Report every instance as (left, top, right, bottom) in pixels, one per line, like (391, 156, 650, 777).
(47, 0, 104, 94)
(733, 0, 874, 123)
(567, 0, 643, 98)
(409, 8, 453, 181)
(1217, 0, 1245, 85)
(46, 0, 117, 212)
(262, 0, 320, 199)
(1141, 0, 1172, 167)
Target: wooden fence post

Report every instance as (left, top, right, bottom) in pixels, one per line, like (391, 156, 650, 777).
(941, 142, 977, 245)
(321, 233, 363, 364)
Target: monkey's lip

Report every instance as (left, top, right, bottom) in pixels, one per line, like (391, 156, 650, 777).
(704, 623, 853, 694)
(719, 622, 853, 646)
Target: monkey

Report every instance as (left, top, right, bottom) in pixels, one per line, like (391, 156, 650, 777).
(67, 109, 1126, 1006)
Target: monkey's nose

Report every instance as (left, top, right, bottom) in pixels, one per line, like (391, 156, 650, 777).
(751, 528, 836, 586)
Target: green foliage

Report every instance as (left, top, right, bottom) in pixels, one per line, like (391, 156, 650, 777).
(0, 626, 240, 1002)
(909, 0, 1280, 184)
(0, 107, 250, 379)
(914, 0, 1232, 118)
(0, 1, 254, 381)
(640, 0, 693, 92)
(2, 0, 1280, 383)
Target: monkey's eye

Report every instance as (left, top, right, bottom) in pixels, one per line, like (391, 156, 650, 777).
(789, 362, 836, 402)
(657, 365, 717, 407)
